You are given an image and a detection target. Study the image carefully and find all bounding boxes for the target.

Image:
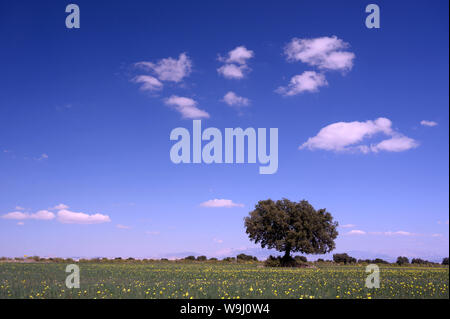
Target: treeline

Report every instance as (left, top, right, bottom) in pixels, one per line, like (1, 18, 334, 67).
(1, 254, 448, 266)
(330, 253, 449, 266)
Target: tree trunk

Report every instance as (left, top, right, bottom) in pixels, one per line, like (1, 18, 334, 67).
(281, 246, 292, 266)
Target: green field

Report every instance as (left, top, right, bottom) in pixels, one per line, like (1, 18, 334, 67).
(0, 262, 448, 299)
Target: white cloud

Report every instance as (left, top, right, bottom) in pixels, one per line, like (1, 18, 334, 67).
(15, 206, 25, 210)
(370, 136, 419, 153)
(217, 46, 253, 79)
(222, 91, 250, 107)
(17, 222, 24, 226)
(133, 75, 163, 91)
(2, 212, 28, 220)
(432, 233, 443, 237)
(200, 199, 244, 208)
(116, 224, 131, 229)
(300, 117, 418, 153)
(346, 230, 366, 235)
(284, 36, 355, 71)
(57, 209, 110, 224)
(1, 210, 55, 220)
(385, 231, 414, 236)
(220, 46, 254, 65)
(213, 238, 224, 244)
(345, 229, 419, 236)
(37, 153, 48, 160)
(146, 231, 160, 235)
(164, 95, 210, 119)
(52, 203, 69, 210)
(420, 120, 438, 127)
(369, 231, 416, 236)
(217, 64, 247, 79)
(136, 53, 192, 83)
(341, 224, 357, 228)
(276, 71, 328, 96)
(32, 210, 55, 220)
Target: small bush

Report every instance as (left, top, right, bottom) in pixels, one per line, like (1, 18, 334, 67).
(184, 256, 196, 261)
(333, 253, 356, 264)
(396, 256, 409, 265)
(264, 255, 304, 267)
(196, 256, 207, 261)
(236, 254, 258, 262)
(411, 258, 429, 265)
(294, 256, 307, 263)
(442, 257, 449, 265)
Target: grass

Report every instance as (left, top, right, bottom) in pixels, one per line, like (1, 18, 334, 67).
(0, 262, 448, 299)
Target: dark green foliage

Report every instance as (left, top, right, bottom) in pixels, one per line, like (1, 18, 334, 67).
(411, 258, 430, 265)
(196, 255, 207, 261)
(295, 256, 307, 263)
(264, 255, 282, 267)
(396, 256, 409, 265)
(236, 254, 258, 262)
(442, 257, 449, 265)
(264, 255, 304, 267)
(245, 199, 338, 263)
(373, 258, 389, 264)
(333, 253, 356, 264)
(222, 257, 236, 262)
(184, 256, 196, 261)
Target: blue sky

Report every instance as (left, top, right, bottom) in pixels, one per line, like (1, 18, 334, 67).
(0, 0, 448, 261)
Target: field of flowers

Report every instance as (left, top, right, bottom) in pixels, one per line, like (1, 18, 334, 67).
(0, 262, 448, 299)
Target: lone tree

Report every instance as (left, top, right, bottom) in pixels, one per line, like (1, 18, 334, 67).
(244, 199, 338, 265)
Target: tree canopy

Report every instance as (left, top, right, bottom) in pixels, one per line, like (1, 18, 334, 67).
(244, 199, 338, 261)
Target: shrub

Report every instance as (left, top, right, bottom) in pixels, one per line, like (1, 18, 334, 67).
(396, 256, 409, 265)
(236, 254, 257, 262)
(294, 256, 307, 263)
(372, 258, 389, 264)
(411, 258, 429, 265)
(264, 256, 281, 267)
(222, 257, 236, 262)
(264, 255, 302, 267)
(196, 256, 207, 261)
(442, 257, 449, 265)
(332, 253, 356, 264)
(184, 256, 196, 261)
